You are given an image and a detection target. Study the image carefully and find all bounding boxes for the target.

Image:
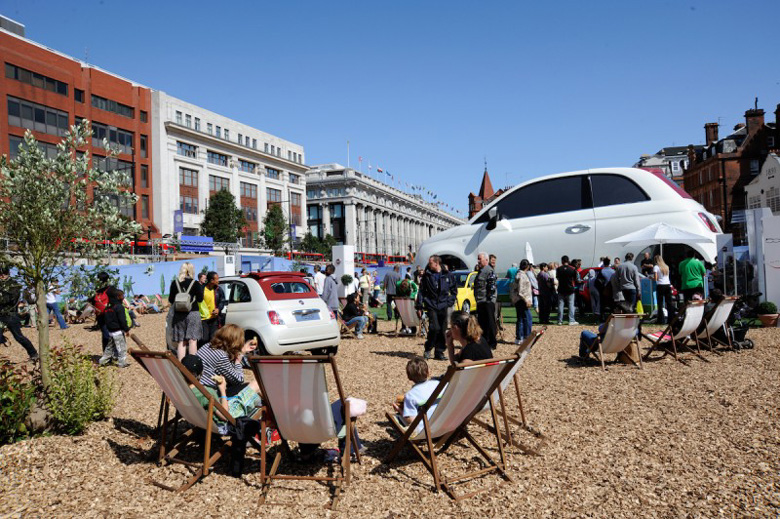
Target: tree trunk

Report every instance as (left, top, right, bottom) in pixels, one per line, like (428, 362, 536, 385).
(36, 281, 51, 388)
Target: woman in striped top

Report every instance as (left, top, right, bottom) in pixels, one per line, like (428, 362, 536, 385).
(196, 324, 260, 396)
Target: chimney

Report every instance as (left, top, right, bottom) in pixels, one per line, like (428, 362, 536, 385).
(744, 108, 765, 135)
(687, 144, 697, 167)
(704, 123, 719, 146)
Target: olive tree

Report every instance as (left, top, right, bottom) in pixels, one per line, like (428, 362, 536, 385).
(0, 123, 141, 386)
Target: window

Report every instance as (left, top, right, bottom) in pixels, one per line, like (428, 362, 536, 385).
(476, 176, 589, 223)
(6, 63, 68, 95)
(177, 141, 198, 158)
(7, 96, 69, 136)
(180, 195, 199, 214)
(288, 150, 292, 160)
(768, 136, 775, 148)
(747, 195, 761, 209)
(672, 161, 680, 172)
(289, 173, 300, 184)
(264, 143, 269, 153)
(224, 129, 229, 140)
(209, 175, 230, 192)
(175, 111, 182, 124)
(140, 134, 147, 158)
(207, 151, 228, 166)
(266, 167, 281, 180)
(252, 138, 257, 149)
(185, 114, 191, 128)
(91, 95, 134, 118)
(194, 117, 200, 131)
(590, 174, 650, 208)
(750, 159, 760, 174)
(141, 195, 149, 219)
(94, 156, 134, 187)
(271, 145, 275, 155)
(276, 147, 281, 157)
(239, 160, 256, 173)
(179, 167, 199, 187)
(243, 206, 257, 221)
(238, 133, 243, 145)
(267, 187, 282, 203)
(216, 126, 221, 138)
(246, 136, 251, 146)
(240, 182, 258, 198)
(229, 282, 251, 303)
(140, 164, 148, 188)
(207, 123, 213, 134)
(307, 189, 318, 199)
(7, 135, 58, 161)
(768, 187, 780, 213)
(140, 110, 148, 123)
(290, 192, 301, 207)
(75, 89, 84, 103)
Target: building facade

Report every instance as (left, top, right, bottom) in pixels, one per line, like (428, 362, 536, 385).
(306, 164, 463, 256)
(150, 93, 308, 249)
(0, 23, 156, 233)
(468, 168, 506, 219)
(634, 145, 702, 186)
(745, 153, 780, 215)
(682, 105, 779, 238)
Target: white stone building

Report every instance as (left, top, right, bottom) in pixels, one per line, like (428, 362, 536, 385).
(745, 153, 780, 214)
(151, 91, 307, 248)
(306, 164, 464, 256)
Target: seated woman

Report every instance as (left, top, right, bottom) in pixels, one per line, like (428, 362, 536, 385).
(341, 293, 368, 339)
(138, 294, 161, 313)
(181, 354, 261, 429)
(445, 310, 493, 364)
(196, 323, 261, 396)
(356, 299, 377, 334)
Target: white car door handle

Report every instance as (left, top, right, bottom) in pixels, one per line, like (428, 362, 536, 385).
(566, 224, 592, 234)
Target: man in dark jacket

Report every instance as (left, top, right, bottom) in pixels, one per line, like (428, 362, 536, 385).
(88, 271, 114, 353)
(420, 255, 454, 360)
(474, 252, 498, 349)
(98, 287, 132, 367)
(0, 267, 38, 362)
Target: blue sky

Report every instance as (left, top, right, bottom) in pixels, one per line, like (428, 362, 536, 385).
(4, 0, 779, 217)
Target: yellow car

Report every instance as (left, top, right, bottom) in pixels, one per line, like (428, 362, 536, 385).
(451, 270, 477, 314)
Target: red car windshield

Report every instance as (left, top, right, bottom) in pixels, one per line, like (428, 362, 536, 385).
(642, 168, 693, 199)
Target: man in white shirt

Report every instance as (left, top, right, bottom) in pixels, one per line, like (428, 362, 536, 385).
(313, 265, 326, 295)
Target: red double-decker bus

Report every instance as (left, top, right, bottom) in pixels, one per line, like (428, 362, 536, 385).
(354, 252, 386, 264)
(285, 251, 325, 262)
(386, 254, 408, 264)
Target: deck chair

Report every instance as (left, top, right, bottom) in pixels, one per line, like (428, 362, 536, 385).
(385, 355, 520, 500)
(394, 297, 427, 337)
(696, 296, 738, 352)
(472, 329, 547, 453)
(247, 355, 360, 508)
(642, 300, 707, 362)
(129, 348, 260, 492)
(585, 314, 643, 370)
(337, 303, 358, 338)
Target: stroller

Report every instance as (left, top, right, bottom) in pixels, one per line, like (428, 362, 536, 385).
(710, 295, 755, 350)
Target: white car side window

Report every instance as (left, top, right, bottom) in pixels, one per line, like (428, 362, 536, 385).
(231, 282, 251, 303)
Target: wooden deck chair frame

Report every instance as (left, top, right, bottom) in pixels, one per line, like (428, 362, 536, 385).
(337, 307, 358, 338)
(129, 343, 261, 493)
(471, 329, 547, 454)
(393, 297, 428, 337)
(642, 300, 707, 363)
(587, 314, 643, 370)
(696, 296, 738, 352)
(384, 355, 520, 501)
(247, 354, 360, 509)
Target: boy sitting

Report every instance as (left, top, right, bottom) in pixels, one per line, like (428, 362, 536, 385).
(392, 357, 441, 436)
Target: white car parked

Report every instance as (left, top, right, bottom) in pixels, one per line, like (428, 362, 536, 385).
(416, 167, 721, 273)
(167, 272, 340, 355)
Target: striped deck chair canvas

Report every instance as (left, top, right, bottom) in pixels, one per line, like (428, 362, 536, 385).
(130, 349, 255, 492)
(643, 300, 707, 362)
(248, 355, 360, 508)
(696, 296, 738, 351)
(394, 297, 426, 337)
(385, 355, 520, 500)
(587, 314, 643, 370)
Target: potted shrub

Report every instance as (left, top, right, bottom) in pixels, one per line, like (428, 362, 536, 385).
(341, 274, 353, 287)
(756, 301, 779, 327)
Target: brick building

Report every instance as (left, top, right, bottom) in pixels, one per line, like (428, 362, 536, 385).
(682, 104, 779, 240)
(468, 167, 506, 219)
(0, 22, 156, 234)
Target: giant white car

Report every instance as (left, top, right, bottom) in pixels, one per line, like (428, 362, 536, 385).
(416, 167, 721, 274)
(167, 272, 340, 355)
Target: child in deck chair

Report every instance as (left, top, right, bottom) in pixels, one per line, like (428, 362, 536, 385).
(392, 357, 441, 436)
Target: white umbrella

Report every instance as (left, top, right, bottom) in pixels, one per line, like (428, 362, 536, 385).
(525, 242, 535, 265)
(605, 222, 714, 255)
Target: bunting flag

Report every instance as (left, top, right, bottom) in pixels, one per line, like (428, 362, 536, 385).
(377, 167, 383, 173)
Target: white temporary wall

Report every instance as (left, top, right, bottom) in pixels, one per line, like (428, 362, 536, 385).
(332, 245, 355, 298)
(761, 215, 780, 307)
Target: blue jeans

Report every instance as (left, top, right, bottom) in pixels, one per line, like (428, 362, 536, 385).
(515, 301, 532, 341)
(557, 293, 576, 324)
(47, 302, 68, 329)
(345, 316, 368, 333)
(579, 330, 598, 357)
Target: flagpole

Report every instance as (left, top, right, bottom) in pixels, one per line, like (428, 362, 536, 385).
(347, 140, 350, 169)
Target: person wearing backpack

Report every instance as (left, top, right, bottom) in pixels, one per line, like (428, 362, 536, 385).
(88, 271, 114, 354)
(168, 262, 204, 360)
(98, 287, 131, 367)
